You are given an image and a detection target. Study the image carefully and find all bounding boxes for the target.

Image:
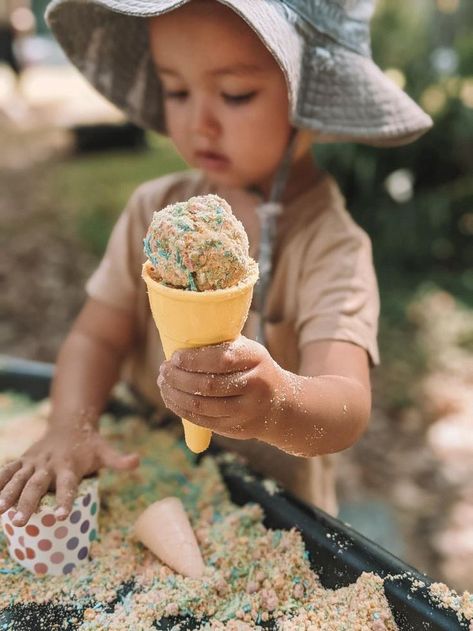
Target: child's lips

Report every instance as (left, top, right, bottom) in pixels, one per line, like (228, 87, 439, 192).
(194, 150, 230, 171)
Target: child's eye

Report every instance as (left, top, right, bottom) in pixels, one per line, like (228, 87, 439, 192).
(222, 91, 257, 105)
(163, 90, 188, 100)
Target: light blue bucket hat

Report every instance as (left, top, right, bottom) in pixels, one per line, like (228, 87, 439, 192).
(45, 0, 433, 147)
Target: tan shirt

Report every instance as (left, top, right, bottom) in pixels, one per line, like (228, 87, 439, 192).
(86, 169, 380, 515)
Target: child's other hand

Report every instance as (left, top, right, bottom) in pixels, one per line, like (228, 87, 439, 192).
(158, 336, 286, 441)
(0, 426, 139, 527)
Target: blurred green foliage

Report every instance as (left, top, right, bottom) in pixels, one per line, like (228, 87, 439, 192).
(315, 0, 473, 308)
(33, 0, 55, 35)
(312, 0, 473, 410)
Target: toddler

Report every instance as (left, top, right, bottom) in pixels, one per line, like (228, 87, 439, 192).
(0, 0, 432, 526)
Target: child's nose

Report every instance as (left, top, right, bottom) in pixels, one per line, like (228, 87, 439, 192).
(191, 99, 220, 139)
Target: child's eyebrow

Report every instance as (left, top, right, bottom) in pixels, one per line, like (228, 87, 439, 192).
(156, 63, 264, 77)
(210, 63, 264, 77)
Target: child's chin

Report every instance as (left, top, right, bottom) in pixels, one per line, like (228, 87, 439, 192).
(205, 171, 246, 189)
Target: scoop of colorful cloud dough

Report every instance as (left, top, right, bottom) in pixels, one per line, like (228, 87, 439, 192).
(143, 194, 250, 291)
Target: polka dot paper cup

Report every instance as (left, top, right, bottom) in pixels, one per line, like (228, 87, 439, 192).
(1, 476, 99, 577)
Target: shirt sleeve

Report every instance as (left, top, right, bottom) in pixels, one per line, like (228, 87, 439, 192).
(295, 207, 380, 365)
(85, 186, 148, 311)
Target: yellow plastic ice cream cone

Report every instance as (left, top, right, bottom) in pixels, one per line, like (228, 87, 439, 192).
(142, 259, 258, 453)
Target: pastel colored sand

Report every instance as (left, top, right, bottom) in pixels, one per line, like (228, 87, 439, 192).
(143, 195, 250, 291)
(0, 410, 408, 629)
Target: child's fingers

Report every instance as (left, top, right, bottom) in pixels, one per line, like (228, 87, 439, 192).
(160, 380, 241, 419)
(171, 338, 261, 374)
(164, 400, 222, 432)
(168, 400, 253, 439)
(0, 463, 35, 514)
(159, 363, 248, 397)
(99, 441, 140, 471)
(54, 468, 80, 520)
(13, 468, 53, 526)
(0, 461, 23, 498)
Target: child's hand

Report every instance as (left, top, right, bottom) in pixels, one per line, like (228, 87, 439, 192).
(0, 425, 139, 527)
(158, 336, 287, 441)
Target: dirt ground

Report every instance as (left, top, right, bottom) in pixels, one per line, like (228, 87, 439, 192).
(1, 114, 472, 597)
(0, 121, 96, 359)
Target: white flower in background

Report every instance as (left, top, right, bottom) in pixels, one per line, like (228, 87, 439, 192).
(431, 47, 459, 76)
(384, 169, 414, 203)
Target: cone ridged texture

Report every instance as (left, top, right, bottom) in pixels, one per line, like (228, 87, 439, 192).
(142, 260, 258, 453)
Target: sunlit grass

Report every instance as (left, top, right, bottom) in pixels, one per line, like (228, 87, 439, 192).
(50, 133, 187, 255)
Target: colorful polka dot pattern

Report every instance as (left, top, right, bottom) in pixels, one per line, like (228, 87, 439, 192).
(0, 479, 99, 577)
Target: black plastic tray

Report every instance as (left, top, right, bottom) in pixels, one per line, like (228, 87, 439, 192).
(0, 357, 467, 630)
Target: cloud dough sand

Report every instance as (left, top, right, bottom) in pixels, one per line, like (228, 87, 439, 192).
(143, 195, 251, 291)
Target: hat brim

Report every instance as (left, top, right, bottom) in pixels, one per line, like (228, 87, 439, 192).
(297, 40, 432, 146)
(46, 0, 432, 146)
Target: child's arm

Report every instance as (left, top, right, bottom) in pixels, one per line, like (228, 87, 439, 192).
(0, 298, 140, 526)
(158, 336, 371, 457)
(286, 338, 371, 455)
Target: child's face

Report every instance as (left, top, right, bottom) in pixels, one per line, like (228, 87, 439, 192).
(149, 1, 292, 191)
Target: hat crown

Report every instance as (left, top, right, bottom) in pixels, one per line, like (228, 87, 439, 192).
(283, 0, 374, 56)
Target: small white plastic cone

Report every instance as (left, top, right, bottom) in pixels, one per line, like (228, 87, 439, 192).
(133, 497, 205, 579)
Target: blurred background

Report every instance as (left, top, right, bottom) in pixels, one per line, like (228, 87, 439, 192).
(1, 0, 472, 595)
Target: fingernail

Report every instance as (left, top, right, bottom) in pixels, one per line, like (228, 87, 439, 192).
(13, 511, 24, 525)
(55, 507, 68, 520)
(0, 499, 6, 512)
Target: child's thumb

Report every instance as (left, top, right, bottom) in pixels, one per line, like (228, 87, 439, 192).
(100, 444, 140, 471)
